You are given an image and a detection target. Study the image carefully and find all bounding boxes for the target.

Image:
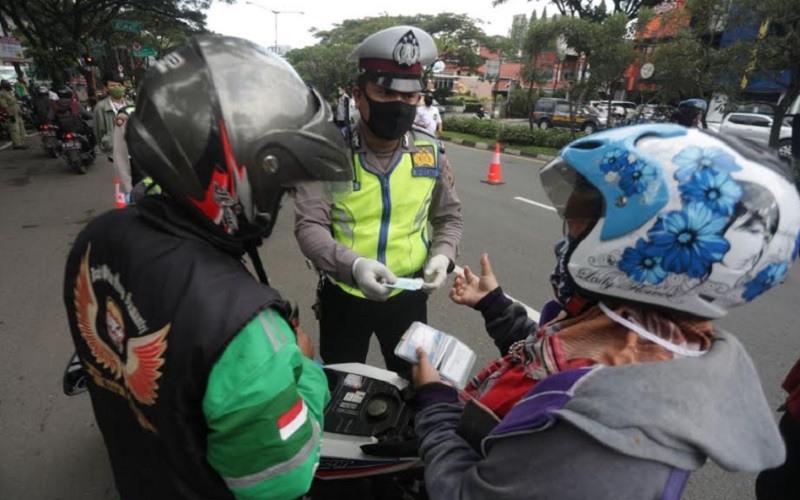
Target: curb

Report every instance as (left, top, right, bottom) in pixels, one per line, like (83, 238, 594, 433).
(439, 135, 555, 161)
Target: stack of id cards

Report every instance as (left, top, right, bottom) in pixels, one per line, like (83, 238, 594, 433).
(394, 322, 477, 388)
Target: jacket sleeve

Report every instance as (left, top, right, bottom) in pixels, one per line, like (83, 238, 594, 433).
(293, 184, 362, 285)
(473, 287, 538, 355)
(112, 120, 133, 192)
(203, 308, 330, 500)
(415, 400, 673, 500)
(428, 149, 463, 262)
(93, 104, 104, 151)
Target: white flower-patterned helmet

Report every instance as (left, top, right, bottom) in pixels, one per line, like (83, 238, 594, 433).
(541, 124, 800, 319)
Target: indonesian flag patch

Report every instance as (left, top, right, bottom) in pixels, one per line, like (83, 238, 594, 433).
(278, 398, 308, 441)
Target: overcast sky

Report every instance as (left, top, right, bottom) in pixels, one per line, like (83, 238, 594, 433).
(207, 0, 547, 51)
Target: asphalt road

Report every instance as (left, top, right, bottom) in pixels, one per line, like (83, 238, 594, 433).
(0, 133, 794, 499)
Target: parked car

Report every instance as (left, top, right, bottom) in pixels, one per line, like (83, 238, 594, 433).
(626, 104, 675, 125)
(719, 112, 793, 157)
(591, 100, 638, 119)
(533, 98, 606, 134)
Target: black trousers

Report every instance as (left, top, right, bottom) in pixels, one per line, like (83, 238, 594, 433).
(318, 278, 427, 376)
(756, 412, 800, 500)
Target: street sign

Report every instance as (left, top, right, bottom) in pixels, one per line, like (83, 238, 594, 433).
(90, 41, 107, 57)
(117, 64, 124, 72)
(640, 62, 655, 79)
(132, 46, 157, 57)
(111, 19, 141, 33)
(0, 36, 25, 63)
(485, 59, 500, 82)
(132, 42, 141, 51)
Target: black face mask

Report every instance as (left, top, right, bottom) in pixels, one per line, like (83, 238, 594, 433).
(364, 93, 417, 140)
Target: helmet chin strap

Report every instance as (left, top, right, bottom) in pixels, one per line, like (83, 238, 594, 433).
(246, 245, 270, 286)
(598, 302, 706, 358)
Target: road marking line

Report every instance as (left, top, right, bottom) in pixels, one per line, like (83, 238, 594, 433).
(514, 196, 556, 212)
(453, 265, 541, 322)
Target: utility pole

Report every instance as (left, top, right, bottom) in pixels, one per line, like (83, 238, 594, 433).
(246, 2, 303, 54)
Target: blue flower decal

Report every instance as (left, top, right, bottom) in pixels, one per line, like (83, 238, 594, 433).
(673, 146, 739, 184)
(742, 261, 789, 302)
(648, 203, 731, 278)
(619, 160, 658, 196)
(619, 238, 668, 284)
(679, 169, 743, 216)
(600, 148, 630, 173)
(793, 231, 800, 261)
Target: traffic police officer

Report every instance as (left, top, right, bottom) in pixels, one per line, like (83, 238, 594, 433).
(112, 105, 144, 203)
(294, 26, 463, 374)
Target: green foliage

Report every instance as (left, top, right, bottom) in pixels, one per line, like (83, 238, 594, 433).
(443, 116, 583, 148)
(0, 0, 214, 86)
(508, 14, 529, 59)
(285, 44, 357, 98)
(493, 0, 664, 21)
(311, 13, 489, 73)
(649, 0, 800, 146)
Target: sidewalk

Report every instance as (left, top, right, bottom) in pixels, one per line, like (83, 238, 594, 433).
(439, 133, 556, 161)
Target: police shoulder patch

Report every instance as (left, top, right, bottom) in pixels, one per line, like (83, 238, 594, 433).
(411, 145, 438, 178)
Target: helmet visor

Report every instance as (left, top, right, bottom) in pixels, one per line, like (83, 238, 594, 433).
(540, 158, 604, 221)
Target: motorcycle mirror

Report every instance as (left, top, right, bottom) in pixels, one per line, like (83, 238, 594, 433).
(62, 353, 88, 396)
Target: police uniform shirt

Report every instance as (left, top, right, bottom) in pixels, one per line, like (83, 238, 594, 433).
(293, 125, 462, 285)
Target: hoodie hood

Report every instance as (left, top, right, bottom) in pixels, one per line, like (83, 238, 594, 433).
(555, 331, 784, 472)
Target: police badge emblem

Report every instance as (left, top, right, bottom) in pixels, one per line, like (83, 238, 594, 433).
(392, 30, 420, 67)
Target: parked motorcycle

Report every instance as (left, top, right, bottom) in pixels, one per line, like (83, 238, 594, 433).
(63, 359, 427, 499)
(60, 131, 96, 174)
(38, 123, 60, 158)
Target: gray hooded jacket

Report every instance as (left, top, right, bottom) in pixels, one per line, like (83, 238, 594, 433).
(415, 301, 785, 500)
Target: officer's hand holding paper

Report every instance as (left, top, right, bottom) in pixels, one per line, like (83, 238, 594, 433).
(396, 322, 476, 388)
(352, 257, 396, 301)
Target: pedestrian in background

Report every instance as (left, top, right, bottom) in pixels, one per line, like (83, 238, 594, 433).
(414, 94, 442, 136)
(294, 26, 463, 375)
(335, 86, 351, 128)
(0, 79, 28, 149)
(93, 74, 130, 160)
(13, 77, 29, 99)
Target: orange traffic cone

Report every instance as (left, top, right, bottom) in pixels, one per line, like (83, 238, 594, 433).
(482, 142, 505, 185)
(114, 177, 126, 209)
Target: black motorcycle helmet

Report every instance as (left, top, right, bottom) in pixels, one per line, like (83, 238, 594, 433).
(56, 86, 74, 100)
(126, 35, 352, 242)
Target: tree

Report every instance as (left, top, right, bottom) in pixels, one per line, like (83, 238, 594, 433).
(0, 0, 218, 92)
(724, 0, 800, 148)
(508, 13, 529, 60)
(645, 0, 799, 146)
(521, 17, 560, 129)
(311, 13, 490, 74)
(493, 0, 664, 21)
(545, 13, 638, 135)
(285, 44, 357, 99)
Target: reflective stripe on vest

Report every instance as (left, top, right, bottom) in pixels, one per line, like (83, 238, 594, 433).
(331, 138, 439, 298)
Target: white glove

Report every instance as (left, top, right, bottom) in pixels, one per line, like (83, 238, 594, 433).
(352, 257, 397, 301)
(422, 255, 451, 294)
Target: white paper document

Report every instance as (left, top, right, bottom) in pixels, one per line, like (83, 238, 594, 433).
(394, 322, 477, 388)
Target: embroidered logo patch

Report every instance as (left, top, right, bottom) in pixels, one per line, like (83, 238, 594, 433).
(392, 30, 420, 67)
(412, 146, 438, 177)
(413, 148, 435, 168)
